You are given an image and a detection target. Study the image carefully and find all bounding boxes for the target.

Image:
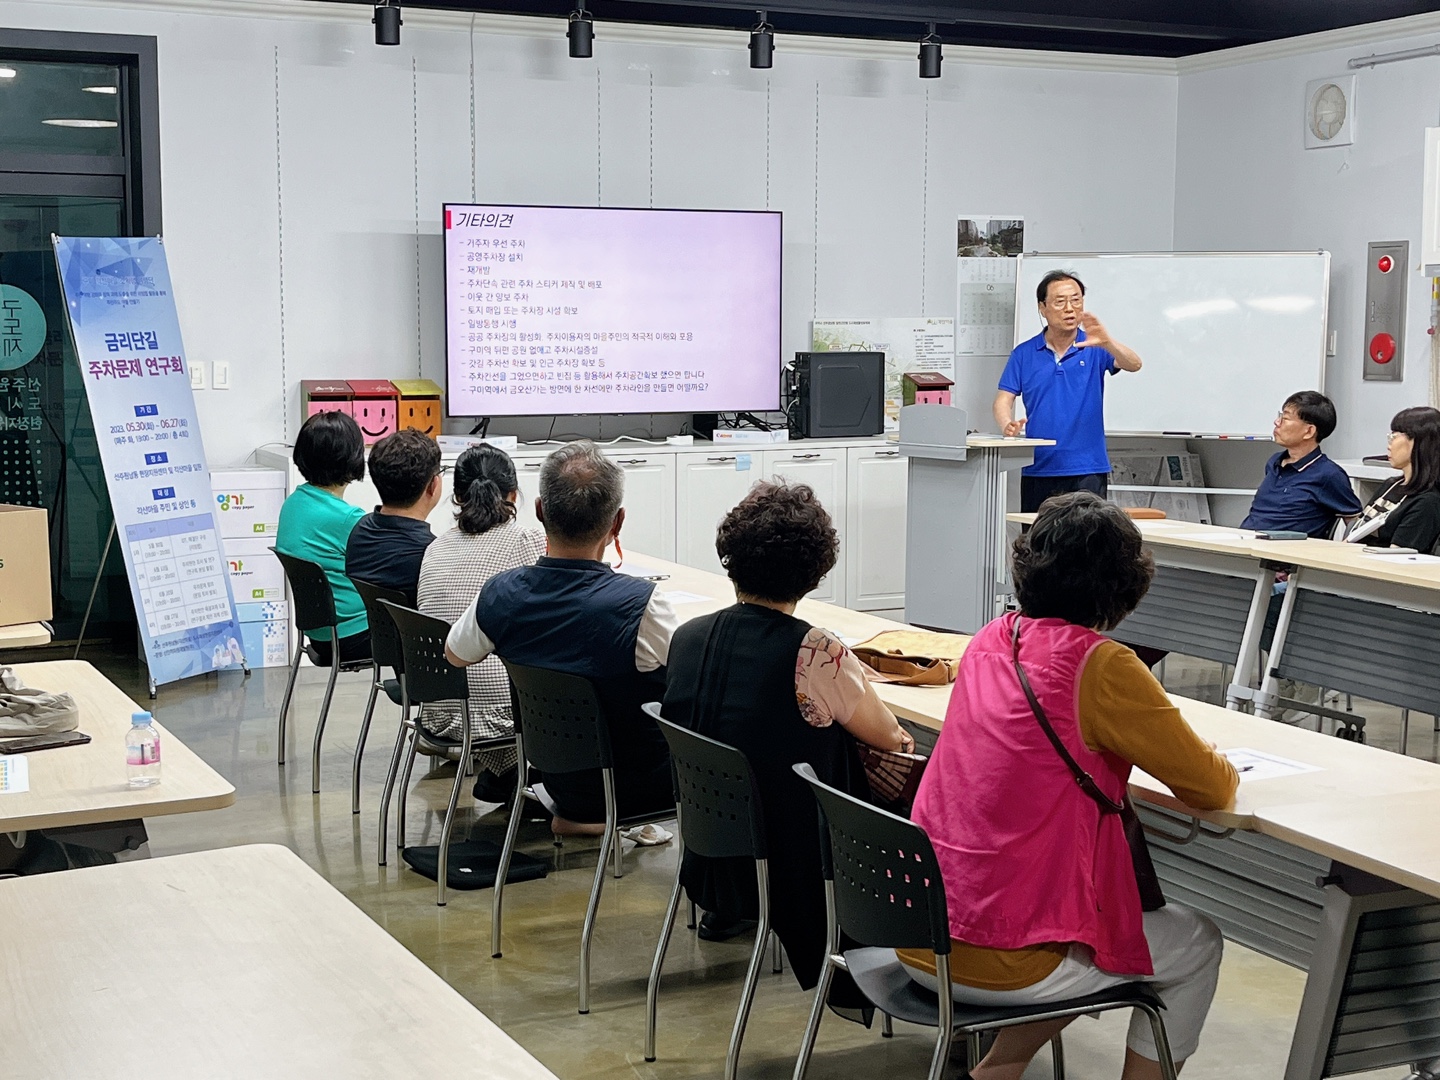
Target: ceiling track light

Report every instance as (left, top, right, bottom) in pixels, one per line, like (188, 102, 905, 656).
(918, 22, 942, 79)
(373, 0, 401, 46)
(749, 10, 774, 69)
(568, 5, 594, 59)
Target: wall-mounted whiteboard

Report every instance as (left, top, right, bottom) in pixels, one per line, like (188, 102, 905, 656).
(1014, 252, 1329, 437)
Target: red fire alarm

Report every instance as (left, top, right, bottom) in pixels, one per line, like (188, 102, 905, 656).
(1378, 255, 1394, 273)
(1369, 333, 1397, 364)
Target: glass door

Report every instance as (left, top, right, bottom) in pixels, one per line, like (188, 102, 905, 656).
(0, 52, 143, 640)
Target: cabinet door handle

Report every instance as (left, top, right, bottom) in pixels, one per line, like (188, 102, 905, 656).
(706, 456, 736, 463)
(521, 462, 542, 469)
(615, 458, 647, 466)
(875, 450, 900, 458)
(789, 453, 822, 460)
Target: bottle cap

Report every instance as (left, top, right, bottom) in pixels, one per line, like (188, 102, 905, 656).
(131, 711, 153, 724)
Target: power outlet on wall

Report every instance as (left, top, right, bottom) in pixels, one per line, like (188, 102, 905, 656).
(213, 361, 231, 390)
(190, 362, 206, 390)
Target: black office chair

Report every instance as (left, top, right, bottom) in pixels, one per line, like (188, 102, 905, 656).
(492, 661, 675, 1014)
(644, 705, 772, 1079)
(377, 600, 489, 906)
(791, 763, 1180, 1080)
(272, 549, 372, 794)
(352, 580, 410, 820)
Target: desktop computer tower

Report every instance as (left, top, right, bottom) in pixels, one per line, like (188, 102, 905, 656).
(786, 352, 884, 439)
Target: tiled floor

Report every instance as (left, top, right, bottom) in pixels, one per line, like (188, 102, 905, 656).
(56, 647, 1435, 1078)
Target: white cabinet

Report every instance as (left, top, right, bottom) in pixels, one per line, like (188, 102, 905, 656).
(607, 450, 676, 561)
(675, 452, 759, 575)
(761, 447, 847, 605)
(845, 446, 907, 611)
(510, 454, 547, 532)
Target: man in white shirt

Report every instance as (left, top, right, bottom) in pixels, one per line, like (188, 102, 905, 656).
(446, 441, 677, 833)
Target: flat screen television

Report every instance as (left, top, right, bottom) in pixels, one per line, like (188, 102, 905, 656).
(443, 203, 782, 417)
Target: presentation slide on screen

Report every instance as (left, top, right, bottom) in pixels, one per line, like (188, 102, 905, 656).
(444, 204, 781, 417)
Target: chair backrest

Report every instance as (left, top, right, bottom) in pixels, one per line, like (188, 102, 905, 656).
(271, 548, 337, 633)
(377, 601, 467, 706)
(1106, 563, 1256, 666)
(793, 762, 950, 956)
(645, 703, 765, 860)
(502, 660, 612, 774)
(353, 579, 410, 673)
(1274, 585, 1440, 713)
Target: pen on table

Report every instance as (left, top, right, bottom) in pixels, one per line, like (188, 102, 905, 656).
(1238, 765, 1254, 773)
(642, 574, 670, 581)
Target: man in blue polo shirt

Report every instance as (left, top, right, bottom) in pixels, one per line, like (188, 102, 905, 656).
(1242, 391, 1361, 537)
(994, 270, 1144, 512)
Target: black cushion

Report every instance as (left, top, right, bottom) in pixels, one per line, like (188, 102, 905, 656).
(401, 839, 548, 891)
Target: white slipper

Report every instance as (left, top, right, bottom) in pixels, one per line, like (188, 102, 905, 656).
(621, 822, 674, 846)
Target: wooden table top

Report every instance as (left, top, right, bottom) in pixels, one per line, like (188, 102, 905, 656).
(0, 660, 234, 832)
(1256, 791, 1440, 900)
(1007, 512, 1440, 593)
(0, 622, 52, 648)
(633, 553, 1440, 897)
(0, 845, 561, 1079)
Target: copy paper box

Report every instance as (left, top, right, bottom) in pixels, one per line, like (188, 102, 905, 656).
(211, 468, 286, 540)
(221, 537, 286, 601)
(0, 504, 52, 624)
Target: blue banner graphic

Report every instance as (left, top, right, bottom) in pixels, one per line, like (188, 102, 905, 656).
(53, 236, 245, 686)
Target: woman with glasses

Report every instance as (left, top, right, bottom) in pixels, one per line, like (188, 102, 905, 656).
(993, 270, 1145, 513)
(1344, 406, 1440, 552)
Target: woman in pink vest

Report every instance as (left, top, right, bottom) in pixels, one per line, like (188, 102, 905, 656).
(903, 492, 1238, 1080)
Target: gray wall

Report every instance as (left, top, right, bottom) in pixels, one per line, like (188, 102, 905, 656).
(1174, 17, 1440, 460)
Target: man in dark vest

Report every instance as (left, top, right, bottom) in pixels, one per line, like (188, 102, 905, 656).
(445, 440, 677, 834)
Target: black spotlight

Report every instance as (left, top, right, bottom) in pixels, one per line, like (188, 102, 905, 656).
(749, 10, 774, 69)
(373, 0, 401, 46)
(918, 23, 942, 78)
(568, 5, 594, 58)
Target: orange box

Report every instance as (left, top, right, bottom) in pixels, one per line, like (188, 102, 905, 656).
(0, 504, 52, 625)
(393, 378, 443, 437)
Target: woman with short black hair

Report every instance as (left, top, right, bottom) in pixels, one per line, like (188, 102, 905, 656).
(275, 410, 370, 664)
(904, 492, 1238, 1080)
(1345, 406, 1440, 552)
(662, 480, 911, 1009)
(416, 444, 544, 795)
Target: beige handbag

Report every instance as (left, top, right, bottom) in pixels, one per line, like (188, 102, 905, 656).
(851, 630, 969, 686)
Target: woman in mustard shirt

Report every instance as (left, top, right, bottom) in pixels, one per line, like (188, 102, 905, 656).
(274, 410, 369, 664)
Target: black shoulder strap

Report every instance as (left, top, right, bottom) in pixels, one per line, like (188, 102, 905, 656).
(690, 608, 738, 731)
(1010, 618, 1124, 815)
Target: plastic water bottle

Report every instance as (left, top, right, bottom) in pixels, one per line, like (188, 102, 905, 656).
(126, 711, 162, 787)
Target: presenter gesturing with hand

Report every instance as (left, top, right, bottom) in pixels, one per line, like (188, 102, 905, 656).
(994, 271, 1142, 512)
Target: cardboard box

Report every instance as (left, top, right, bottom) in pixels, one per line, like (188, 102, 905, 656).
(301, 380, 353, 418)
(221, 537, 286, 602)
(211, 468, 286, 540)
(347, 379, 399, 445)
(393, 378, 443, 437)
(237, 600, 291, 668)
(0, 504, 52, 625)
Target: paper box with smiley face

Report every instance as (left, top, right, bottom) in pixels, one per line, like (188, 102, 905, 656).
(346, 380, 399, 444)
(392, 378, 443, 437)
(301, 380, 353, 418)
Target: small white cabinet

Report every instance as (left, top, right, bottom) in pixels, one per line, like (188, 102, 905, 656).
(675, 452, 760, 575)
(607, 450, 676, 561)
(761, 447, 847, 605)
(845, 446, 907, 610)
